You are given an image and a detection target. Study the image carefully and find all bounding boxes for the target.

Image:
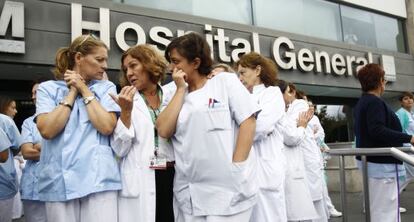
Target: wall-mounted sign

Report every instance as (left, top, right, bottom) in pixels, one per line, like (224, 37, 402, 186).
(0, 1, 24, 53)
(0, 1, 397, 82)
(71, 3, 396, 81)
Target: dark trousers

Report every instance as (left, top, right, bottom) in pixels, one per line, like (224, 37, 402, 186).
(155, 167, 175, 222)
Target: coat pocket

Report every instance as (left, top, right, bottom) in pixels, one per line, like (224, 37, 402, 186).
(257, 158, 285, 191)
(230, 159, 257, 205)
(204, 108, 232, 131)
(94, 146, 121, 188)
(120, 169, 141, 198)
(37, 161, 60, 194)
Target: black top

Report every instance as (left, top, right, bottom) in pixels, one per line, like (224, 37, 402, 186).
(353, 93, 412, 164)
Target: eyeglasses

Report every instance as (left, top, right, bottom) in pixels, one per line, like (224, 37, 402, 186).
(75, 33, 98, 52)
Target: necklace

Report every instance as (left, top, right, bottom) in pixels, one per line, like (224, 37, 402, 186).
(142, 90, 157, 97)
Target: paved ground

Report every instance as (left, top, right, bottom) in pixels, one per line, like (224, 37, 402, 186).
(12, 183, 414, 222)
(329, 183, 414, 222)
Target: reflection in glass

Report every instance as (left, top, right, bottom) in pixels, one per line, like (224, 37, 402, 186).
(254, 0, 342, 41)
(113, 0, 252, 25)
(341, 5, 406, 52)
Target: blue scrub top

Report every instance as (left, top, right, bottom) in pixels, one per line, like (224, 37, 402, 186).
(20, 115, 42, 200)
(35, 80, 121, 201)
(0, 114, 21, 200)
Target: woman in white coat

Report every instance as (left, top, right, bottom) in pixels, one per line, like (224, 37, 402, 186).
(284, 82, 327, 222)
(276, 80, 319, 221)
(236, 52, 287, 222)
(157, 33, 259, 222)
(110, 44, 175, 222)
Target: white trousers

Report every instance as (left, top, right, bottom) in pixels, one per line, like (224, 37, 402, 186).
(23, 200, 47, 222)
(118, 195, 153, 222)
(176, 208, 253, 222)
(369, 177, 400, 222)
(321, 173, 334, 215)
(323, 186, 335, 211)
(45, 191, 117, 222)
(0, 197, 14, 222)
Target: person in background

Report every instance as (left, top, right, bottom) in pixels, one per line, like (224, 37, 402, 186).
(237, 52, 287, 222)
(157, 33, 259, 222)
(288, 83, 327, 222)
(0, 96, 18, 119)
(35, 35, 121, 222)
(0, 95, 24, 219)
(276, 80, 318, 221)
(0, 113, 21, 222)
(395, 91, 414, 210)
(20, 79, 48, 222)
(307, 100, 342, 218)
(354, 64, 414, 222)
(111, 44, 175, 222)
(211, 63, 236, 76)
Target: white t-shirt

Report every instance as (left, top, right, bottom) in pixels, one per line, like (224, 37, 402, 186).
(172, 72, 260, 216)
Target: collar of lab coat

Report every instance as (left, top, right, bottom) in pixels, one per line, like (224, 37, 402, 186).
(133, 84, 163, 121)
(252, 84, 266, 94)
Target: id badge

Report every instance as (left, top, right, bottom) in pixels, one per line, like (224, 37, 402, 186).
(149, 156, 167, 170)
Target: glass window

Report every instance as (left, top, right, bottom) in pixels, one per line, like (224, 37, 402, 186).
(253, 0, 342, 41)
(316, 105, 352, 143)
(114, 0, 252, 25)
(341, 5, 406, 52)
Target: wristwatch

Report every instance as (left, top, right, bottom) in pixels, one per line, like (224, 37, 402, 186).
(83, 96, 95, 105)
(59, 100, 73, 110)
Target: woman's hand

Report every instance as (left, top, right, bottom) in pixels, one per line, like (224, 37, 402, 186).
(110, 86, 136, 129)
(64, 70, 87, 94)
(297, 109, 313, 128)
(172, 68, 187, 89)
(110, 86, 136, 113)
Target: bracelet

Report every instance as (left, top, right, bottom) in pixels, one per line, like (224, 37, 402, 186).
(59, 100, 73, 110)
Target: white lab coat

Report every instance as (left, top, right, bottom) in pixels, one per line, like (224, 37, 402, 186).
(111, 86, 174, 222)
(289, 100, 324, 201)
(280, 99, 318, 221)
(308, 116, 325, 145)
(249, 85, 287, 222)
(172, 73, 260, 217)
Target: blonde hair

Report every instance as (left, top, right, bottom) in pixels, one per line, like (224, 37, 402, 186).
(212, 63, 235, 73)
(53, 35, 107, 80)
(120, 45, 167, 87)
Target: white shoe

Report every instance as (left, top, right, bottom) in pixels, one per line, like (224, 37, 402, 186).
(329, 208, 343, 217)
(363, 207, 406, 214)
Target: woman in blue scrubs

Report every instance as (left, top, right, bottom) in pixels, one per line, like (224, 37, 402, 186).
(35, 35, 121, 222)
(0, 113, 21, 222)
(20, 80, 48, 222)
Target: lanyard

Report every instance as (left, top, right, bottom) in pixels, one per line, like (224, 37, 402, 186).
(140, 87, 163, 156)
